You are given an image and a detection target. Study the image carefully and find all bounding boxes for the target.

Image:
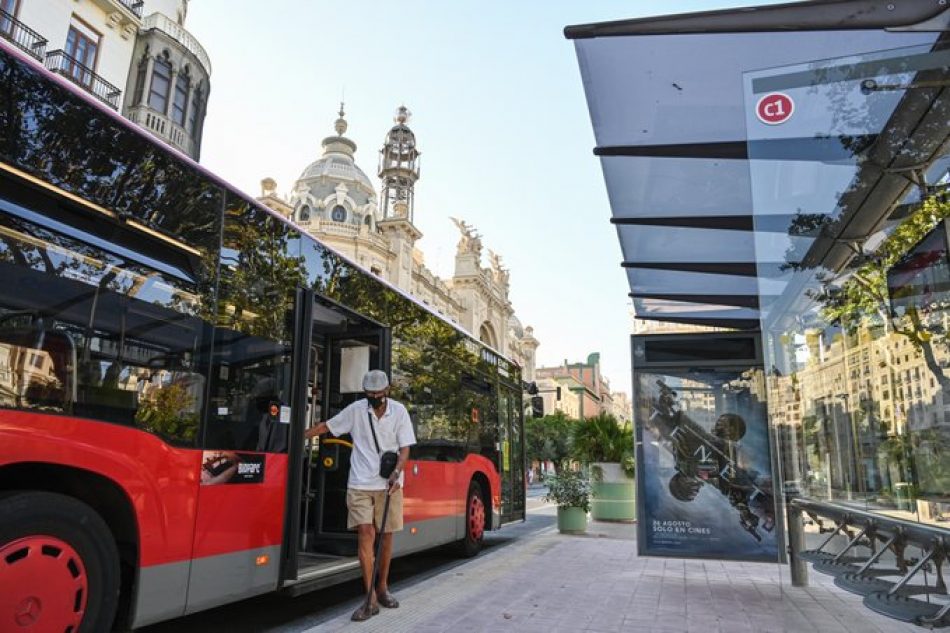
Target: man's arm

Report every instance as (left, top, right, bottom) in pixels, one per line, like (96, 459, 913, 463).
(387, 446, 411, 492)
(304, 421, 330, 440)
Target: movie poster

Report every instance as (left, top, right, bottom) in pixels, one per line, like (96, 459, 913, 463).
(636, 370, 778, 562)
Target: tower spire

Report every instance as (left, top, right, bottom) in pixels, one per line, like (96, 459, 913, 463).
(378, 105, 420, 222)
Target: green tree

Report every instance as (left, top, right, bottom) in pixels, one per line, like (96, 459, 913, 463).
(571, 412, 635, 477)
(525, 411, 575, 474)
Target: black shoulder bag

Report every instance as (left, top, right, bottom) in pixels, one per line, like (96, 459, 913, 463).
(367, 411, 399, 479)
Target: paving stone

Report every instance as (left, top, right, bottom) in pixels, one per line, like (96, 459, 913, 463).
(300, 517, 924, 633)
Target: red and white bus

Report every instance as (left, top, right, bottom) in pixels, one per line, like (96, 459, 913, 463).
(0, 39, 526, 631)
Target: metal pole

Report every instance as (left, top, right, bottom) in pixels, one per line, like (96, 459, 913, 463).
(787, 502, 808, 587)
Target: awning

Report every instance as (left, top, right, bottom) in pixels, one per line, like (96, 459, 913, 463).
(567, 0, 949, 330)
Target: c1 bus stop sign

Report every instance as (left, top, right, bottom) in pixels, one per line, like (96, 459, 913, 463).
(755, 92, 794, 125)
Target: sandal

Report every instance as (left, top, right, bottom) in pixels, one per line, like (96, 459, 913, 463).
(351, 602, 379, 621)
(376, 590, 400, 609)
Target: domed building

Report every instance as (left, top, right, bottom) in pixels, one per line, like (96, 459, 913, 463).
(259, 105, 539, 377)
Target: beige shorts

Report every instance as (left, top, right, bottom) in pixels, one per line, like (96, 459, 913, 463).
(346, 488, 404, 532)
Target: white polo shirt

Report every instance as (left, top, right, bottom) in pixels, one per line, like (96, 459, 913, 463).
(326, 398, 416, 491)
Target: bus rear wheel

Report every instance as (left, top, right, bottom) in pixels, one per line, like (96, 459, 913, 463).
(0, 491, 120, 633)
(457, 481, 486, 558)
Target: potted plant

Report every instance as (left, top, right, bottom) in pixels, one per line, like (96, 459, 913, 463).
(543, 468, 591, 534)
(571, 413, 636, 521)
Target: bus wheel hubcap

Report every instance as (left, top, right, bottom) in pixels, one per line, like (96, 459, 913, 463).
(469, 495, 485, 541)
(1, 536, 87, 630)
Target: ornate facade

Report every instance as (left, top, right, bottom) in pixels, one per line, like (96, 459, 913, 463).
(259, 106, 539, 378)
(4, 1, 210, 159)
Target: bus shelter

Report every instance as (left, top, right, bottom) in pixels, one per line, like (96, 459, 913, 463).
(567, 0, 950, 626)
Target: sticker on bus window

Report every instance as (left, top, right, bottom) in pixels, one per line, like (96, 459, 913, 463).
(200, 451, 266, 485)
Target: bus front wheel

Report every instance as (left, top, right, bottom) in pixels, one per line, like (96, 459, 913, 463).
(0, 491, 120, 633)
(457, 481, 486, 558)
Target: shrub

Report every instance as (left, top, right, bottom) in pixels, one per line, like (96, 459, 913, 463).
(543, 468, 592, 513)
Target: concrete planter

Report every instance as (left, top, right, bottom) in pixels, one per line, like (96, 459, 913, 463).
(556, 506, 588, 533)
(590, 462, 636, 521)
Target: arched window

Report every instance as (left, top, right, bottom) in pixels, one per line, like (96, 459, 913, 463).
(363, 214, 373, 229)
(330, 205, 347, 222)
(479, 323, 496, 348)
(171, 67, 190, 126)
(148, 54, 172, 113)
(298, 205, 311, 222)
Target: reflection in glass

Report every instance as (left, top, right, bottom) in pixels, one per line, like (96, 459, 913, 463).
(748, 43, 950, 526)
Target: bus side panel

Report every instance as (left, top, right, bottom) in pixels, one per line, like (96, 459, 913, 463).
(0, 412, 200, 563)
(0, 412, 201, 626)
(402, 458, 459, 547)
(184, 453, 288, 614)
(394, 454, 501, 555)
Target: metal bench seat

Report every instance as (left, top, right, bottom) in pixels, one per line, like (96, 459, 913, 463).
(835, 572, 933, 597)
(798, 549, 838, 564)
(812, 557, 874, 577)
(863, 592, 950, 627)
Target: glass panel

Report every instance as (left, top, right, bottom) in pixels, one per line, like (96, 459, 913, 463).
(148, 58, 170, 113)
(172, 74, 188, 126)
(205, 196, 304, 451)
(575, 30, 936, 148)
(747, 42, 950, 526)
(0, 206, 213, 446)
(1, 47, 222, 253)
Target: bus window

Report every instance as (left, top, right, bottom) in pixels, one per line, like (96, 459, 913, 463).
(0, 323, 75, 413)
(0, 213, 212, 445)
(204, 195, 302, 451)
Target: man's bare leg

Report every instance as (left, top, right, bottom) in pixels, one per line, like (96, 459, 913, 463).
(350, 523, 379, 620)
(376, 532, 399, 607)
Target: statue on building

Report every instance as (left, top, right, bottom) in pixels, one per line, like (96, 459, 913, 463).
(488, 250, 510, 288)
(450, 217, 482, 256)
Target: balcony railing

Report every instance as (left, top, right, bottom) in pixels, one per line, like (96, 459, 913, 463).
(118, 0, 144, 18)
(142, 13, 212, 75)
(0, 9, 47, 61)
(44, 50, 121, 110)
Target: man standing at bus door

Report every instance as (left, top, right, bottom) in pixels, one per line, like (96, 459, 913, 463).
(304, 370, 416, 621)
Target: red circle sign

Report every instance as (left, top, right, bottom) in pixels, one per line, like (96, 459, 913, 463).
(756, 92, 794, 125)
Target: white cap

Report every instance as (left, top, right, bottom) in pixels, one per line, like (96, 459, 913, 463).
(362, 370, 390, 391)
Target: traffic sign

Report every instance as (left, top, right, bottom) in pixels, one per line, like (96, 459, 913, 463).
(755, 93, 794, 125)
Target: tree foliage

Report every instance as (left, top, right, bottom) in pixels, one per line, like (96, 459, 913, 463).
(818, 194, 950, 389)
(571, 412, 634, 478)
(525, 411, 574, 473)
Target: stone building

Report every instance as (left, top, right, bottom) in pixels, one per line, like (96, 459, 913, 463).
(259, 106, 539, 377)
(536, 352, 626, 420)
(3, 0, 210, 159)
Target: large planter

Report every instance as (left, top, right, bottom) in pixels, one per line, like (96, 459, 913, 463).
(590, 462, 636, 521)
(556, 506, 588, 533)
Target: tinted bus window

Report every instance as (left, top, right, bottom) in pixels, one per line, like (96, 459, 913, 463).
(204, 195, 304, 451)
(0, 208, 212, 446)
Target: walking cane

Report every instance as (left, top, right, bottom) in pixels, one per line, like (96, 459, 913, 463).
(364, 483, 393, 611)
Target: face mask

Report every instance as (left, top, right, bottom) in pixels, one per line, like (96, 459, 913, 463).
(366, 394, 385, 408)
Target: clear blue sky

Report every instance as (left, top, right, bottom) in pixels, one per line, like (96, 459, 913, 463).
(187, 1, 781, 398)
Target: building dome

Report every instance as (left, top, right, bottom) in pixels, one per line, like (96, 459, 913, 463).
(297, 153, 375, 195)
(508, 315, 524, 339)
(291, 105, 378, 222)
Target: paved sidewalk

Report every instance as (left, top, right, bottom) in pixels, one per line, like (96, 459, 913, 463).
(304, 508, 916, 633)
